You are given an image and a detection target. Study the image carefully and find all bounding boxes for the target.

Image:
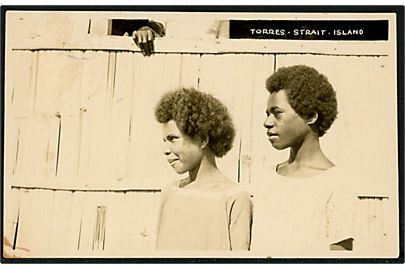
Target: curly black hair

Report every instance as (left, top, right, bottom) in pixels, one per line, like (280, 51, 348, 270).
(266, 65, 338, 137)
(154, 87, 235, 157)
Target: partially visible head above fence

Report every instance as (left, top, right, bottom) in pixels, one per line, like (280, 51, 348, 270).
(265, 65, 338, 137)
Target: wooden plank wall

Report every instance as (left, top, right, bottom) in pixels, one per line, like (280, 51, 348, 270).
(5, 50, 398, 257)
(5, 51, 275, 256)
(4, 12, 399, 257)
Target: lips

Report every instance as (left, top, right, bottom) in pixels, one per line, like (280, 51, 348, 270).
(167, 158, 179, 165)
(267, 131, 278, 137)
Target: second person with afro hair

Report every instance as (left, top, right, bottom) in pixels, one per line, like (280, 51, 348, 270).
(154, 87, 253, 251)
(251, 65, 356, 257)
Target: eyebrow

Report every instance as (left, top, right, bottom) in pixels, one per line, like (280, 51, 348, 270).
(266, 106, 283, 114)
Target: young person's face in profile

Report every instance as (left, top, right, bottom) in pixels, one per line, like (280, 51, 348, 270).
(263, 90, 313, 150)
(161, 120, 204, 174)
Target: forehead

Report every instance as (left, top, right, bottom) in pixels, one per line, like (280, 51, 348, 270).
(267, 90, 290, 108)
(161, 120, 180, 134)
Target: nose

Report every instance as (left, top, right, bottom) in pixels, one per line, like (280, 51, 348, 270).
(263, 115, 274, 129)
(163, 141, 171, 156)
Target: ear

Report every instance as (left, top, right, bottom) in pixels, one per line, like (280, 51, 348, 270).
(307, 112, 318, 125)
(200, 136, 209, 150)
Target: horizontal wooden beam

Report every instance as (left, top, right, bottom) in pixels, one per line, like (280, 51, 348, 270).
(7, 175, 392, 198)
(7, 175, 162, 192)
(9, 36, 390, 56)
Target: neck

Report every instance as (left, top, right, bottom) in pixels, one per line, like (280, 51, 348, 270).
(288, 132, 326, 167)
(188, 151, 219, 183)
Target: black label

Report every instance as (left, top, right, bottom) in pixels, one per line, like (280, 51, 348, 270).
(229, 20, 388, 40)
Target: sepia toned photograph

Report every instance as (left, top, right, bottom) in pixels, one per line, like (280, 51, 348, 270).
(1, 6, 403, 262)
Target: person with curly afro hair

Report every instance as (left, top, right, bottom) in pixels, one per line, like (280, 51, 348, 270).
(251, 65, 356, 256)
(154, 87, 253, 251)
(263, 65, 337, 175)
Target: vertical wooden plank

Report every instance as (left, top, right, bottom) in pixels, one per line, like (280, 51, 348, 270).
(44, 115, 62, 178)
(77, 51, 111, 183)
(140, 192, 160, 250)
(374, 57, 399, 255)
(8, 51, 37, 117)
(111, 112, 131, 181)
(77, 109, 91, 180)
(126, 191, 146, 250)
(356, 197, 386, 255)
(365, 198, 374, 254)
(4, 116, 21, 177)
(58, 51, 86, 115)
(355, 197, 370, 255)
(16, 189, 35, 254)
(103, 192, 126, 252)
(93, 205, 107, 251)
(369, 199, 377, 251)
(367, 56, 398, 196)
(66, 191, 86, 252)
(86, 111, 114, 180)
(84, 51, 110, 113)
(160, 54, 183, 91)
(235, 55, 255, 184)
(381, 197, 399, 257)
(75, 51, 110, 181)
(117, 192, 138, 251)
(112, 52, 134, 114)
(3, 187, 21, 250)
(374, 198, 384, 254)
(12, 189, 32, 255)
(353, 197, 363, 254)
(77, 192, 106, 252)
(33, 51, 59, 115)
(109, 52, 135, 183)
(179, 53, 201, 89)
(235, 54, 275, 184)
(85, 111, 130, 184)
(57, 115, 81, 178)
(116, 192, 134, 251)
(47, 190, 74, 255)
(16, 189, 55, 256)
(15, 116, 49, 178)
(3, 41, 29, 191)
(105, 52, 117, 111)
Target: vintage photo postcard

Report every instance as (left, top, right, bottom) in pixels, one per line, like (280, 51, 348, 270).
(1, 6, 404, 262)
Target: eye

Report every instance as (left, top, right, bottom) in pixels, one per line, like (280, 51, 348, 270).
(273, 110, 282, 119)
(167, 135, 179, 142)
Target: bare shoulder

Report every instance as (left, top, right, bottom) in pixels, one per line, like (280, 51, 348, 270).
(209, 174, 239, 192)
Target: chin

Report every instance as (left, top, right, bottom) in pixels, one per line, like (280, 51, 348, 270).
(271, 142, 287, 150)
(172, 166, 189, 175)
(173, 169, 187, 175)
